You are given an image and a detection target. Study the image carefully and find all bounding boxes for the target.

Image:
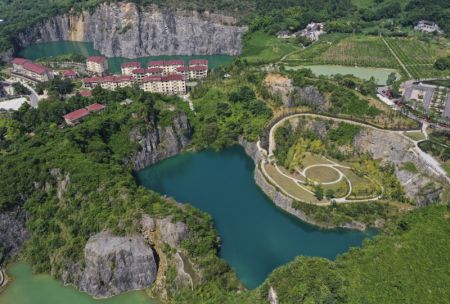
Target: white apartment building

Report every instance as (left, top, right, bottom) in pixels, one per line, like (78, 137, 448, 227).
(121, 62, 141, 75)
(11, 58, 53, 82)
(141, 74, 186, 95)
(86, 56, 108, 75)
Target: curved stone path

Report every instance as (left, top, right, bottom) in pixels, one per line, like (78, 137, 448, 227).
(255, 112, 450, 205)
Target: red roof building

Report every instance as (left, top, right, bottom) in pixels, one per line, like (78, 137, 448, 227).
(22, 62, 48, 75)
(79, 91, 92, 97)
(148, 61, 165, 67)
(146, 67, 164, 74)
(87, 56, 107, 64)
(12, 58, 29, 65)
(164, 60, 184, 66)
(163, 74, 184, 81)
(63, 108, 90, 125)
(86, 103, 106, 112)
(121, 62, 141, 68)
(189, 59, 208, 66)
(143, 76, 162, 82)
(189, 65, 208, 71)
(132, 68, 146, 74)
(63, 69, 77, 78)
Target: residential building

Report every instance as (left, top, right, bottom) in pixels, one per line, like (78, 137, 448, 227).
(63, 108, 90, 126)
(443, 92, 450, 119)
(63, 103, 106, 126)
(86, 56, 108, 75)
(403, 83, 436, 110)
(189, 59, 208, 67)
(141, 74, 186, 95)
(79, 90, 92, 97)
(82, 75, 134, 90)
(131, 68, 146, 81)
(295, 22, 325, 41)
(63, 69, 77, 79)
(121, 62, 141, 75)
(11, 58, 53, 82)
(148, 60, 184, 74)
(414, 20, 443, 34)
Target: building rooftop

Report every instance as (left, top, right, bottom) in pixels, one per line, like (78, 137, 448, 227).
(147, 67, 164, 73)
(64, 108, 90, 121)
(163, 74, 184, 81)
(12, 58, 29, 65)
(79, 91, 92, 97)
(148, 61, 165, 67)
(143, 75, 162, 82)
(121, 62, 141, 68)
(23, 61, 48, 75)
(189, 65, 208, 71)
(189, 59, 208, 66)
(132, 68, 146, 74)
(86, 103, 106, 112)
(165, 60, 184, 66)
(87, 56, 107, 64)
(63, 69, 77, 77)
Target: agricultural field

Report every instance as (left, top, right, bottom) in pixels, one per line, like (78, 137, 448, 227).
(286, 35, 398, 68)
(385, 37, 450, 79)
(241, 31, 300, 64)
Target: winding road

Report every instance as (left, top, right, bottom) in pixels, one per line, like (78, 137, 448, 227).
(257, 112, 449, 205)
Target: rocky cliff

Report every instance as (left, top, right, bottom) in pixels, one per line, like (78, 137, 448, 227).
(75, 232, 157, 298)
(0, 206, 29, 265)
(16, 2, 246, 58)
(128, 111, 192, 170)
(353, 129, 447, 206)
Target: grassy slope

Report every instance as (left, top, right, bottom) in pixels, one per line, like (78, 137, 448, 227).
(241, 32, 300, 64)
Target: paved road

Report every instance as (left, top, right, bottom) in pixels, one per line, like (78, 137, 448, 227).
(264, 112, 449, 183)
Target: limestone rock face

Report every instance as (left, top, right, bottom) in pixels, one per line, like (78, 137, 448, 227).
(78, 232, 157, 298)
(16, 2, 246, 58)
(0, 206, 29, 263)
(128, 111, 192, 170)
(157, 218, 189, 248)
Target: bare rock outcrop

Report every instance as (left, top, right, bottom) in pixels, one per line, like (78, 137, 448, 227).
(77, 232, 157, 298)
(16, 2, 246, 59)
(353, 129, 446, 205)
(0, 206, 29, 264)
(128, 111, 192, 170)
(141, 215, 188, 248)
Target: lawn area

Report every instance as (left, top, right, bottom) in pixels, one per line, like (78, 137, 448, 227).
(340, 168, 381, 199)
(304, 166, 340, 183)
(264, 163, 319, 203)
(287, 35, 398, 68)
(404, 131, 426, 141)
(443, 162, 450, 177)
(241, 31, 300, 64)
(385, 37, 450, 79)
(321, 179, 349, 198)
(301, 152, 334, 168)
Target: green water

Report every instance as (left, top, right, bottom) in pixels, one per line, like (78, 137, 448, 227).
(137, 146, 375, 289)
(18, 41, 234, 73)
(286, 64, 399, 85)
(0, 263, 154, 304)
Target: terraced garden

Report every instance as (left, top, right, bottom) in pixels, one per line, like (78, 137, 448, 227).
(285, 35, 398, 68)
(385, 37, 450, 79)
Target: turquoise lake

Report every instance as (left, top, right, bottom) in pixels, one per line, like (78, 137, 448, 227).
(18, 41, 234, 73)
(137, 146, 375, 289)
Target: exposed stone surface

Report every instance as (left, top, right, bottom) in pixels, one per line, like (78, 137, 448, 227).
(264, 74, 326, 109)
(141, 215, 188, 248)
(128, 111, 192, 170)
(157, 218, 189, 248)
(0, 206, 29, 264)
(268, 286, 279, 304)
(77, 232, 157, 298)
(0, 49, 13, 64)
(353, 129, 446, 205)
(16, 2, 246, 59)
(49, 168, 71, 200)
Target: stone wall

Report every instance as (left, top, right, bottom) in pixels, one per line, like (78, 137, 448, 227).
(15, 2, 247, 59)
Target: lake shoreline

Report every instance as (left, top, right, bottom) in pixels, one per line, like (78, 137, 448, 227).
(238, 137, 375, 231)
